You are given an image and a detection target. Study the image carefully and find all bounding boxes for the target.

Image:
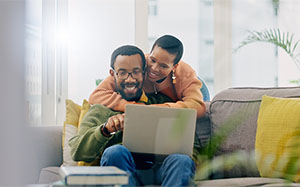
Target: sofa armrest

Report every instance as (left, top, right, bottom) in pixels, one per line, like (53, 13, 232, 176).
(29, 125, 62, 183)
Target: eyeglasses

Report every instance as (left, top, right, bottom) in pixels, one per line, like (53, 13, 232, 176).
(114, 69, 144, 80)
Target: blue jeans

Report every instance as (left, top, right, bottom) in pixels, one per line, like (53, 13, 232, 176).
(100, 145, 195, 186)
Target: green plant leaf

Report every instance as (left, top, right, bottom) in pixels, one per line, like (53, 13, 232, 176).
(95, 79, 103, 86)
(234, 28, 300, 73)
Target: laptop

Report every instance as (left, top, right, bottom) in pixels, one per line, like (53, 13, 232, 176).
(122, 104, 197, 157)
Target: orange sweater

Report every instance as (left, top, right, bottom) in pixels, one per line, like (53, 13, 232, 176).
(89, 61, 205, 117)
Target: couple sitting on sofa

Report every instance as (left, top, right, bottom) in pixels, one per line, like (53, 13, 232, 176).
(69, 35, 206, 186)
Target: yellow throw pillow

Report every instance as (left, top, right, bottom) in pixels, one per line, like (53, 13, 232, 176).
(78, 99, 91, 128)
(64, 99, 81, 126)
(255, 95, 300, 182)
(62, 99, 81, 166)
(62, 99, 99, 166)
(77, 159, 100, 166)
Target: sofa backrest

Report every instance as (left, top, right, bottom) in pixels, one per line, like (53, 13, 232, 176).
(210, 86, 300, 155)
(29, 125, 62, 183)
(207, 86, 300, 178)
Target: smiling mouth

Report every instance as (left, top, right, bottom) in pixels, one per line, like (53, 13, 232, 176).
(124, 85, 136, 91)
(122, 84, 138, 94)
(148, 70, 159, 79)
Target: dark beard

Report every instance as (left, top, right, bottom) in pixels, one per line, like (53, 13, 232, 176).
(119, 88, 143, 101)
(115, 81, 143, 101)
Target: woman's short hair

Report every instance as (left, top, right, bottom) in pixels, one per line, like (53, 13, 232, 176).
(150, 35, 184, 65)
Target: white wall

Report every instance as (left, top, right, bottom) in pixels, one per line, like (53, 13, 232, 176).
(68, 0, 136, 104)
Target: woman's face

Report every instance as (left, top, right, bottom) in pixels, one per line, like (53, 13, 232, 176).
(147, 46, 177, 82)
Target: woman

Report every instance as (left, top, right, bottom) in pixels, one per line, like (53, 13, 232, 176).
(89, 35, 205, 117)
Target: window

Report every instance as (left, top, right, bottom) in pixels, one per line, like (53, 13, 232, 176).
(25, 0, 68, 125)
(148, 0, 215, 94)
(148, 0, 158, 16)
(148, 0, 300, 96)
(25, 0, 300, 125)
(25, 0, 42, 125)
(25, 0, 144, 125)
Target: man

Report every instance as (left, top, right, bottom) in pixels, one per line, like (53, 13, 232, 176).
(69, 45, 195, 186)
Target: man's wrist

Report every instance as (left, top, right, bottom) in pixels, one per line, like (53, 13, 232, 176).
(101, 123, 111, 137)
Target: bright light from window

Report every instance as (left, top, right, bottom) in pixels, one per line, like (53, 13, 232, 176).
(56, 28, 68, 45)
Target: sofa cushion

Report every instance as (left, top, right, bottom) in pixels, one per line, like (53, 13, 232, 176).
(196, 177, 292, 187)
(62, 124, 78, 166)
(210, 87, 300, 154)
(256, 95, 300, 182)
(62, 99, 81, 166)
(62, 99, 91, 166)
(209, 87, 300, 178)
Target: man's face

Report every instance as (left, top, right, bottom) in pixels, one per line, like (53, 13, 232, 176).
(110, 54, 144, 101)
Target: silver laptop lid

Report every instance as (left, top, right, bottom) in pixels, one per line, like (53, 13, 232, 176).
(122, 104, 197, 156)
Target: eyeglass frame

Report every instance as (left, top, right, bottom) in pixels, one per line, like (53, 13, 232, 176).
(112, 69, 145, 80)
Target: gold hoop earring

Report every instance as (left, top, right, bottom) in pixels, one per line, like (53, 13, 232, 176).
(172, 71, 176, 84)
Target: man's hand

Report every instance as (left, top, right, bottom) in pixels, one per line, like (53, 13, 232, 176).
(105, 113, 125, 133)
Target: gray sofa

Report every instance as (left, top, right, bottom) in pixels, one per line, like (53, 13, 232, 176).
(35, 86, 300, 186)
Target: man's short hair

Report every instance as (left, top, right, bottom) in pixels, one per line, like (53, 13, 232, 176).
(110, 45, 146, 71)
(150, 35, 183, 65)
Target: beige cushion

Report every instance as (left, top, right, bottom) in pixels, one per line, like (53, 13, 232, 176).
(62, 99, 90, 166)
(62, 124, 78, 166)
(61, 100, 81, 166)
